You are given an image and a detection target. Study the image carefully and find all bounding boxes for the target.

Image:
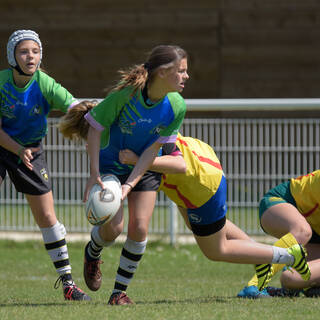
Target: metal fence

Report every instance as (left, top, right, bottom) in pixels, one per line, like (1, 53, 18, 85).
(1, 99, 320, 237)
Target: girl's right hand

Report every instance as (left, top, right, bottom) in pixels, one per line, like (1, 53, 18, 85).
(19, 147, 40, 170)
(83, 174, 104, 202)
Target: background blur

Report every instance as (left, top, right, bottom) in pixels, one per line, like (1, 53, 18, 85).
(1, 1, 320, 240)
(1, 0, 320, 99)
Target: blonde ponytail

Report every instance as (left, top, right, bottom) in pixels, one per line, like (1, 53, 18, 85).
(58, 100, 98, 141)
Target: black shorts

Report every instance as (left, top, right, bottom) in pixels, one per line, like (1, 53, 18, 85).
(191, 216, 226, 237)
(0, 142, 51, 195)
(117, 171, 161, 191)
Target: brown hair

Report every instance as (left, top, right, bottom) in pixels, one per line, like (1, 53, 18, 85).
(108, 45, 187, 95)
(58, 100, 98, 141)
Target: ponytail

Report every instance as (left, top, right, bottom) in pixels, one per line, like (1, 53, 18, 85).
(58, 100, 97, 141)
(106, 64, 148, 96)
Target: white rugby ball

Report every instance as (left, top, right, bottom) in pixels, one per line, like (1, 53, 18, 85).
(85, 174, 122, 226)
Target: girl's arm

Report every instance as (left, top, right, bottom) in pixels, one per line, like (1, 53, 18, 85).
(121, 142, 162, 200)
(83, 125, 104, 202)
(119, 148, 186, 174)
(0, 119, 39, 170)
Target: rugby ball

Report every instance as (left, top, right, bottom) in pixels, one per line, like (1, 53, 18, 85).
(85, 174, 122, 226)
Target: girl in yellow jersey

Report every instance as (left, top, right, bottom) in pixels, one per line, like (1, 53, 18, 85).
(239, 170, 320, 298)
(119, 134, 311, 294)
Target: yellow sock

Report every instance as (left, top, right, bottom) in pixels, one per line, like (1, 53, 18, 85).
(247, 233, 298, 287)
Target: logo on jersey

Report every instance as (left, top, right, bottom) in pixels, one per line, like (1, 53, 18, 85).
(1, 104, 16, 118)
(29, 104, 42, 116)
(117, 104, 140, 135)
(188, 213, 202, 223)
(40, 168, 49, 181)
(118, 117, 134, 135)
(138, 118, 152, 123)
(150, 123, 166, 135)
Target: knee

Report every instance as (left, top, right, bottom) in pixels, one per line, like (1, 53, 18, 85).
(100, 222, 123, 241)
(292, 225, 313, 244)
(127, 223, 148, 241)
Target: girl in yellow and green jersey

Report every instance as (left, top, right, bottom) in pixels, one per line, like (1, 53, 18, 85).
(239, 170, 320, 298)
(119, 133, 311, 294)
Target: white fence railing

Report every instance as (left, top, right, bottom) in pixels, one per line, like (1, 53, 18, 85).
(1, 99, 320, 239)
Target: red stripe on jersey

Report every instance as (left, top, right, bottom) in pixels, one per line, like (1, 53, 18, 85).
(191, 151, 222, 170)
(177, 137, 188, 146)
(177, 137, 222, 170)
(163, 182, 197, 209)
(302, 203, 319, 217)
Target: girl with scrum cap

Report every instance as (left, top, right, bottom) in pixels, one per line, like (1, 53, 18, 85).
(0, 29, 90, 301)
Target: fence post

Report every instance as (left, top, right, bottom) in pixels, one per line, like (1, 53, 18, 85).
(169, 200, 177, 246)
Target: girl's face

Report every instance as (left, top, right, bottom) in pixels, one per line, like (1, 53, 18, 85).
(162, 58, 189, 93)
(15, 40, 41, 75)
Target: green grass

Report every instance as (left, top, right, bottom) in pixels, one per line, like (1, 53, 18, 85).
(0, 240, 317, 320)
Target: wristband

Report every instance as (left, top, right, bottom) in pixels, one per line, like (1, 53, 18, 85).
(124, 182, 133, 190)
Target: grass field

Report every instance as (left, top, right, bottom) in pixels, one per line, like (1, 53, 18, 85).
(0, 239, 318, 320)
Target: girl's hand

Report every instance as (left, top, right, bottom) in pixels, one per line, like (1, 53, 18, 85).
(121, 182, 133, 201)
(83, 174, 104, 202)
(119, 149, 138, 165)
(19, 147, 40, 170)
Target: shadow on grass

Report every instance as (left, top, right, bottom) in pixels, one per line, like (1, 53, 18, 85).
(135, 295, 234, 305)
(0, 301, 96, 308)
(0, 296, 239, 308)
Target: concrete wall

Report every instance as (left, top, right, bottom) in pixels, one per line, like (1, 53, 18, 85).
(1, 0, 320, 99)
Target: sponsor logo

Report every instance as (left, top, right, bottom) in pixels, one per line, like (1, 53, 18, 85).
(189, 213, 202, 223)
(150, 123, 166, 135)
(40, 168, 49, 181)
(57, 251, 68, 257)
(29, 104, 42, 116)
(119, 118, 133, 134)
(138, 118, 152, 123)
(1, 104, 16, 118)
(16, 101, 27, 106)
(269, 197, 283, 202)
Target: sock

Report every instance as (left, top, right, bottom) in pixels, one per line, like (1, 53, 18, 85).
(113, 237, 147, 293)
(86, 226, 115, 261)
(40, 221, 72, 278)
(247, 233, 298, 287)
(271, 246, 294, 265)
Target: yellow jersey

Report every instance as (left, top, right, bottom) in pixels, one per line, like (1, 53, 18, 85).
(159, 134, 223, 208)
(290, 170, 320, 234)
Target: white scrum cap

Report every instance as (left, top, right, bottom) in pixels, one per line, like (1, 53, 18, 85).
(7, 29, 42, 67)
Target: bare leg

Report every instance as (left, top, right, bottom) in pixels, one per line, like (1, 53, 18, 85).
(99, 203, 125, 242)
(25, 191, 57, 227)
(281, 243, 320, 289)
(179, 206, 279, 263)
(193, 224, 274, 264)
(225, 219, 253, 241)
(261, 203, 312, 244)
(127, 191, 157, 241)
